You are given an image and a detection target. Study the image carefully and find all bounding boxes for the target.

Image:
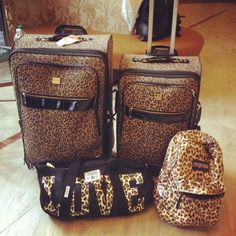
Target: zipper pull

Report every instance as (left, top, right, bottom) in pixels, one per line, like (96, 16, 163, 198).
(128, 107, 133, 119)
(191, 89, 196, 98)
(176, 193, 184, 209)
(21, 92, 27, 105)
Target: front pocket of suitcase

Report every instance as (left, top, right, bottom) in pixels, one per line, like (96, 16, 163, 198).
(118, 83, 195, 168)
(20, 94, 102, 165)
(15, 62, 102, 165)
(15, 62, 98, 99)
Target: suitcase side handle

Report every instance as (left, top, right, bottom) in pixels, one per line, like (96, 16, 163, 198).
(132, 56, 189, 64)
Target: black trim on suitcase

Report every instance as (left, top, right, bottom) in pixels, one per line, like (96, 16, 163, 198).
(120, 69, 200, 83)
(21, 93, 95, 112)
(124, 106, 189, 123)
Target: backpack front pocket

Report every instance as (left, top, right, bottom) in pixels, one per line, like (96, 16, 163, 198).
(174, 192, 224, 226)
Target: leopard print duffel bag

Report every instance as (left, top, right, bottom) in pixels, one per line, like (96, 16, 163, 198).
(35, 157, 153, 219)
(153, 130, 225, 226)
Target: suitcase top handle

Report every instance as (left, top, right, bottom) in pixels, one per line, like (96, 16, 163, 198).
(132, 56, 189, 64)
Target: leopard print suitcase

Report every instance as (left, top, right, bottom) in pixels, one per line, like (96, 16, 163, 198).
(117, 54, 201, 173)
(9, 34, 113, 168)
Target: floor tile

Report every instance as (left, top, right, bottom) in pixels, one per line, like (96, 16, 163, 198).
(0, 86, 15, 101)
(0, 102, 20, 141)
(0, 62, 11, 83)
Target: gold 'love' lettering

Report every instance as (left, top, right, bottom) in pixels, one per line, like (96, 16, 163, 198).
(93, 175, 114, 215)
(70, 177, 89, 217)
(42, 176, 60, 217)
(70, 175, 114, 216)
(119, 173, 145, 213)
(42, 173, 145, 217)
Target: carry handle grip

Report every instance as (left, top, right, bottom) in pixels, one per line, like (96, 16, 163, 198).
(58, 159, 82, 217)
(132, 56, 189, 64)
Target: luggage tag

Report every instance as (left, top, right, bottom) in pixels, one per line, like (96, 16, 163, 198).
(56, 35, 81, 47)
(46, 162, 55, 168)
(84, 169, 101, 183)
(56, 35, 90, 47)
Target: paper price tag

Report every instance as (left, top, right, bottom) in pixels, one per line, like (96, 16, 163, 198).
(64, 186, 71, 198)
(56, 35, 78, 47)
(56, 35, 85, 47)
(84, 169, 101, 183)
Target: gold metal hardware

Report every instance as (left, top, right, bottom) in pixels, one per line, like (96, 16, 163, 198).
(154, 94, 162, 101)
(52, 77, 61, 85)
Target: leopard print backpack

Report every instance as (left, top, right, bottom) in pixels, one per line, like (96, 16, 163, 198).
(153, 130, 225, 226)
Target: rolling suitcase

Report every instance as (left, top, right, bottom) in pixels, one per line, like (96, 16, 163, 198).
(117, 0, 202, 173)
(9, 34, 113, 168)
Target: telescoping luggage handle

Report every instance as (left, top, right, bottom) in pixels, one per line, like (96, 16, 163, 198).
(132, 56, 189, 64)
(147, 0, 179, 55)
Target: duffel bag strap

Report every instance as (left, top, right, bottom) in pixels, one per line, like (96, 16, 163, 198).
(58, 159, 82, 217)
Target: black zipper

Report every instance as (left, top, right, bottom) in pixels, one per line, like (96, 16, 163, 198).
(125, 106, 189, 123)
(22, 61, 93, 69)
(10, 48, 108, 61)
(176, 192, 225, 209)
(21, 92, 91, 101)
(120, 69, 200, 82)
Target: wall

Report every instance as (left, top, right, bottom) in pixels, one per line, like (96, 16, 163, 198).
(52, 0, 130, 34)
(3, 0, 137, 45)
(3, 0, 54, 44)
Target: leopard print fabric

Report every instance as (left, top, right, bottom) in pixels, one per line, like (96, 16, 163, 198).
(42, 175, 114, 217)
(41, 176, 60, 217)
(118, 81, 193, 168)
(17, 63, 97, 98)
(118, 55, 201, 172)
(153, 130, 225, 226)
(119, 173, 145, 213)
(14, 34, 111, 53)
(123, 83, 194, 113)
(93, 175, 114, 215)
(42, 173, 145, 217)
(120, 54, 201, 76)
(70, 177, 90, 217)
(10, 35, 113, 167)
(119, 120, 187, 168)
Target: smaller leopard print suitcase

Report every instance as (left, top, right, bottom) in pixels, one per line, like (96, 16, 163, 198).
(153, 130, 225, 226)
(9, 34, 113, 168)
(117, 54, 201, 173)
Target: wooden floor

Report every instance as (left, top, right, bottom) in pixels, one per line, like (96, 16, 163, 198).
(0, 2, 236, 236)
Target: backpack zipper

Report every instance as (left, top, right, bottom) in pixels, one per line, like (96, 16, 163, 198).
(176, 192, 225, 209)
